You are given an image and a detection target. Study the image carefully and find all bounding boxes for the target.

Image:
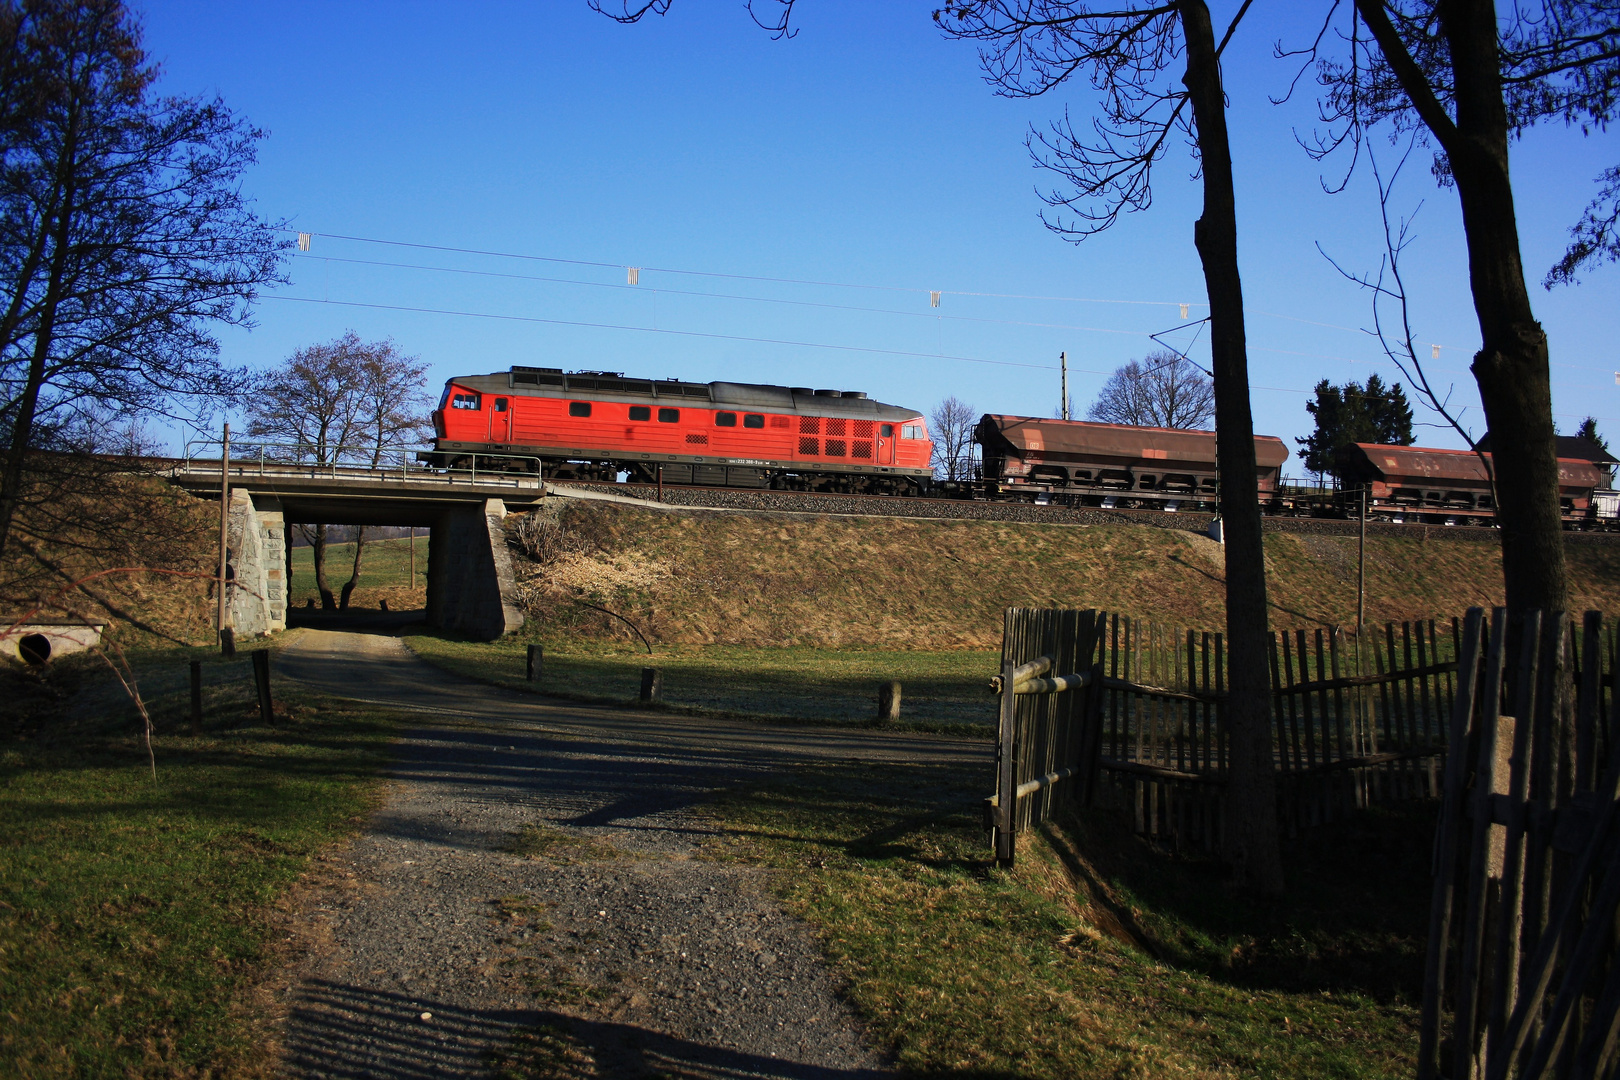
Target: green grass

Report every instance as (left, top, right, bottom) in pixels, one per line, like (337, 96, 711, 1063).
(0, 642, 398, 1078)
(289, 534, 428, 605)
(403, 632, 1000, 732)
(707, 761, 1426, 1078)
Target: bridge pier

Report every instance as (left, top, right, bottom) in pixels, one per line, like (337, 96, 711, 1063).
(425, 498, 524, 641)
(227, 491, 288, 636)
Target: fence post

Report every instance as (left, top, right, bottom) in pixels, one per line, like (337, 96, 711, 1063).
(527, 644, 544, 681)
(640, 667, 662, 704)
(189, 660, 203, 734)
(995, 661, 1018, 867)
(251, 648, 274, 725)
(877, 680, 901, 721)
(219, 626, 236, 658)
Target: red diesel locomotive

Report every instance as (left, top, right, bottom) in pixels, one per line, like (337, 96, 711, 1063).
(430, 366, 936, 493)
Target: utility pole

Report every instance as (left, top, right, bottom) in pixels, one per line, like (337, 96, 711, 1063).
(217, 423, 232, 651)
(1060, 351, 1069, 421)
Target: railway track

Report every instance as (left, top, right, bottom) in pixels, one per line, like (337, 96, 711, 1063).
(547, 480, 1588, 543)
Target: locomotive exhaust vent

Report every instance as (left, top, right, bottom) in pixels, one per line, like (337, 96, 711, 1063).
(825, 439, 847, 457)
(799, 416, 820, 434)
(853, 420, 875, 438)
(799, 437, 819, 456)
(686, 433, 708, 445)
(852, 441, 873, 460)
(826, 417, 847, 437)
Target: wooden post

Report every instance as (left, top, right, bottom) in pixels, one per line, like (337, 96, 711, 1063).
(189, 660, 203, 734)
(217, 423, 232, 653)
(877, 680, 901, 721)
(409, 527, 416, 586)
(251, 648, 273, 725)
(996, 659, 1018, 867)
(527, 644, 543, 681)
(219, 626, 236, 658)
(657, 464, 664, 503)
(640, 667, 662, 704)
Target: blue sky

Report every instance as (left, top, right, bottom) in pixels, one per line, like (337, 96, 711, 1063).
(139, 1, 1619, 468)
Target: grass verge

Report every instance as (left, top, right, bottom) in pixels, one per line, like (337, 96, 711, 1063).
(404, 632, 999, 734)
(0, 641, 398, 1078)
(708, 760, 1426, 1078)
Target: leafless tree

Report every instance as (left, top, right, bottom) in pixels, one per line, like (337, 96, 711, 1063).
(1295, 0, 1620, 621)
(0, 0, 286, 568)
(939, 0, 1282, 893)
(1087, 350, 1216, 428)
(930, 395, 979, 481)
(591, 0, 1284, 893)
(247, 332, 428, 609)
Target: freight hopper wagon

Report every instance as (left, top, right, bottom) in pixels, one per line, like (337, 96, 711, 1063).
(974, 414, 1290, 510)
(1335, 441, 1620, 527)
(429, 367, 936, 494)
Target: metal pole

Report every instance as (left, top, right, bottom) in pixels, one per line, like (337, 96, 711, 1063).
(409, 527, 416, 586)
(217, 423, 231, 648)
(1060, 351, 1069, 421)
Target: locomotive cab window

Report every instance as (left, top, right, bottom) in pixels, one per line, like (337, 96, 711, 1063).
(880, 424, 893, 437)
(715, 412, 738, 427)
(902, 423, 925, 439)
(658, 408, 680, 423)
(568, 401, 591, 417)
(451, 393, 481, 410)
(629, 405, 651, 421)
(744, 414, 765, 429)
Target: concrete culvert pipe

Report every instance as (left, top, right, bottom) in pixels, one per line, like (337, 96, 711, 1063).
(18, 633, 50, 665)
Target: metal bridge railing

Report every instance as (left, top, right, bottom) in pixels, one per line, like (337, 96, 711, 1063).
(177, 440, 545, 489)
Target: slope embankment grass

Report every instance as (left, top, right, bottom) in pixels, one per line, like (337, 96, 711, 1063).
(0, 641, 397, 1078)
(510, 500, 1620, 650)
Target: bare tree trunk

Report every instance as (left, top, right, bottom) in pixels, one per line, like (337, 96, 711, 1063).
(310, 523, 336, 609)
(339, 526, 366, 609)
(1354, 0, 1568, 622)
(1181, 0, 1283, 895)
(1444, 0, 1568, 620)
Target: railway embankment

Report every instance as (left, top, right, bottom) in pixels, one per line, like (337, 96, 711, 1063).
(508, 496, 1620, 650)
(553, 480, 1620, 545)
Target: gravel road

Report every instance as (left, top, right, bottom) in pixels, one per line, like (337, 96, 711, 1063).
(274, 629, 988, 1079)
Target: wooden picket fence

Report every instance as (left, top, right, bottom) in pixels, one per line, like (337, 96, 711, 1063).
(987, 607, 1602, 858)
(1420, 608, 1620, 1080)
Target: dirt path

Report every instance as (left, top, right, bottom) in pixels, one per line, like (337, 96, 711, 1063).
(274, 629, 987, 1079)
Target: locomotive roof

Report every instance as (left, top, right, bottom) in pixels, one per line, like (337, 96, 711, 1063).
(1338, 442, 1605, 488)
(446, 369, 921, 422)
(977, 414, 1290, 468)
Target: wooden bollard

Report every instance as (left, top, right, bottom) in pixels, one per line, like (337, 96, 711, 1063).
(189, 660, 203, 734)
(251, 649, 274, 725)
(219, 626, 236, 657)
(640, 667, 663, 704)
(878, 680, 902, 722)
(527, 644, 544, 681)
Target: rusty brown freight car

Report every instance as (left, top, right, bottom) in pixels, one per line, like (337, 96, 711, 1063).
(974, 414, 1289, 510)
(1335, 442, 1614, 526)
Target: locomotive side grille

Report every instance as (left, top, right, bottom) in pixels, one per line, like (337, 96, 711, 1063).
(825, 439, 847, 457)
(686, 433, 709, 445)
(798, 437, 819, 456)
(770, 416, 791, 429)
(851, 440, 873, 460)
(826, 417, 847, 436)
(853, 420, 875, 438)
(799, 416, 820, 434)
